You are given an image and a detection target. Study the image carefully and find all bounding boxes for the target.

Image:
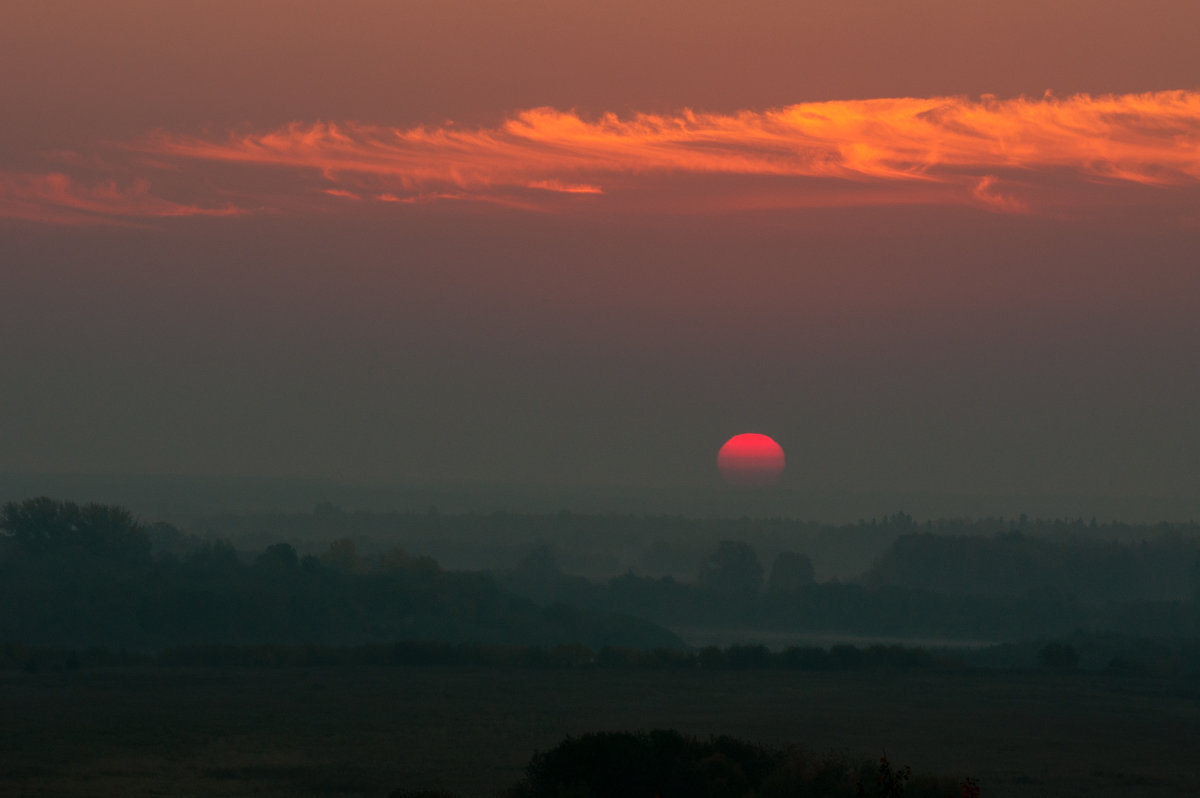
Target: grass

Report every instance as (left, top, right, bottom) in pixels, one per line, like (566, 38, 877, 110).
(1, 666, 1197, 796)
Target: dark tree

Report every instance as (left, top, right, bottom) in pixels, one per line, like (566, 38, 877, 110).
(184, 539, 240, 572)
(146, 521, 199, 556)
(766, 551, 815, 593)
(256, 542, 299, 569)
(76, 503, 149, 557)
(1, 496, 83, 552)
(516, 543, 560, 579)
(698, 540, 763, 600)
(323, 537, 361, 571)
(1037, 641, 1080, 670)
(0, 497, 148, 558)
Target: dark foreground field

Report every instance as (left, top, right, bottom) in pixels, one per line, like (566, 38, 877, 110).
(2, 666, 1198, 797)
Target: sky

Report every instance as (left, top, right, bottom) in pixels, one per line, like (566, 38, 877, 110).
(2, 1, 1200, 516)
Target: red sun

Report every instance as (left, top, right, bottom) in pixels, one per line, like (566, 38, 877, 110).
(717, 433, 786, 486)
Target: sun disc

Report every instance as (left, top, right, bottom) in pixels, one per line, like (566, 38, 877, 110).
(717, 433, 785, 486)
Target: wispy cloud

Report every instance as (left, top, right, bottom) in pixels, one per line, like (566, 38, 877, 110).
(138, 90, 1200, 214)
(0, 171, 242, 225)
(4, 90, 1200, 223)
(971, 176, 1029, 214)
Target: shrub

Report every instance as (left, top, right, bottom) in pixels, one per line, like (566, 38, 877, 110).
(1036, 641, 1079, 670)
(505, 730, 965, 798)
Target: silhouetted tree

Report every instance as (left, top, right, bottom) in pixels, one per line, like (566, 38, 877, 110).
(146, 521, 199, 556)
(0, 497, 148, 558)
(506, 729, 958, 798)
(255, 542, 299, 569)
(323, 537, 362, 572)
(312, 501, 344, 519)
(698, 541, 763, 600)
(516, 543, 560, 579)
(1, 496, 78, 551)
(76, 503, 149, 558)
(766, 551, 814, 593)
(184, 539, 240, 572)
(726, 644, 771, 669)
(379, 546, 411, 571)
(1037, 641, 1079, 670)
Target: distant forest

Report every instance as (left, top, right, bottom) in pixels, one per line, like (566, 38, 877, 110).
(193, 503, 1200, 584)
(0, 498, 677, 650)
(3, 497, 1200, 657)
(498, 538, 1200, 643)
(192, 503, 1200, 637)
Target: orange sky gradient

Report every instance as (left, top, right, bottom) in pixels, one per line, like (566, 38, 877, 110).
(3, 1, 1200, 513)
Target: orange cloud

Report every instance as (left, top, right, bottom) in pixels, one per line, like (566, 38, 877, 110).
(971, 176, 1029, 214)
(0, 171, 242, 225)
(138, 90, 1200, 214)
(527, 179, 604, 195)
(321, 188, 362, 200)
(5, 90, 1199, 224)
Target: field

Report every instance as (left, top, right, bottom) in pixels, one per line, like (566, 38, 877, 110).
(2, 665, 1198, 797)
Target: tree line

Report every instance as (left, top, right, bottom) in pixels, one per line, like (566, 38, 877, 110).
(0, 497, 678, 650)
(193, 504, 1200, 584)
(6, 496, 1199, 652)
(499, 536, 1200, 641)
(0, 638, 958, 673)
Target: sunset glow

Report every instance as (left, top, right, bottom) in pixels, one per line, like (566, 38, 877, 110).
(8, 5, 1200, 792)
(0, 171, 242, 225)
(3, 91, 1200, 224)
(5, 0, 1200, 513)
(139, 91, 1200, 214)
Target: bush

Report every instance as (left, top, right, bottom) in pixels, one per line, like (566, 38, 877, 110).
(505, 730, 964, 798)
(1036, 641, 1079, 670)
